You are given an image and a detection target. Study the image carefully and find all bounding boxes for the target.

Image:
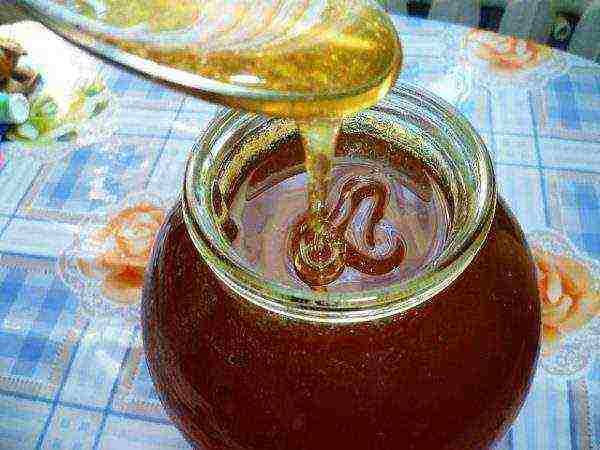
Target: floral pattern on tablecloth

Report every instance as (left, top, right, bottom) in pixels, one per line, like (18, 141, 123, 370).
(58, 191, 169, 323)
(529, 229, 600, 379)
(459, 29, 570, 89)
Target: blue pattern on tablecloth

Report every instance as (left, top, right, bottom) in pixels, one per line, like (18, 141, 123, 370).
(552, 75, 585, 130)
(571, 182, 600, 255)
(43, 150, 94, 210)
(132, 359, 159, 402)
(109, 70, 185, 106)
(545, 170, 600, 259)
(14, 136, 163, 224)
(590, 362, 600, 446)
(109, 333, 168, 422)
(0, 254, 81, 400)
(459, 89, 492, 133)
(43, 406, 103, 450)
(534, 67, 600, 142)
(0, 394, 51, 450)
(60, 320, 132, 408)
(0, 154, 42, 216)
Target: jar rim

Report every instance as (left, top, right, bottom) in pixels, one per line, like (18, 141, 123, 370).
(183, 84, 497, 323)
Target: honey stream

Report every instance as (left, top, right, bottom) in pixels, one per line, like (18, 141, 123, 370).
(70, 0, 403, 287)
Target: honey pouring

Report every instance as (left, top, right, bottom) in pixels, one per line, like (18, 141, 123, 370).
(25, 0, 406, 289)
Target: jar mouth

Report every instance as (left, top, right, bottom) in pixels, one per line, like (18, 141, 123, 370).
(183, 84, 496, 323)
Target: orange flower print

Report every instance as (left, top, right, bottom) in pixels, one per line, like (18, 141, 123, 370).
(533, 249, 600, 356)
(465, 29, 551, 72)
(77, 202, 165, 305)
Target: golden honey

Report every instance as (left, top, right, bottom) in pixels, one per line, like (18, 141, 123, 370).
(72, 0, 403, 286)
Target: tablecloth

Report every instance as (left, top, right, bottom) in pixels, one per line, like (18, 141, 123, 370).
(0, 14, 598, 450)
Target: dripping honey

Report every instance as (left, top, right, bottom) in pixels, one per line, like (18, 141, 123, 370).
(81, 0, 418, 288)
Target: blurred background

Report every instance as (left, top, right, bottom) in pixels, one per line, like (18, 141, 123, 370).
(378, 0, 600, 62)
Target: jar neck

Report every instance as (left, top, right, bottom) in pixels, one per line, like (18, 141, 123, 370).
(183, 85, 496, 324)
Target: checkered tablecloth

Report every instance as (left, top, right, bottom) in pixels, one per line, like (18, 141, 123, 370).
(0, 14, 598, 450)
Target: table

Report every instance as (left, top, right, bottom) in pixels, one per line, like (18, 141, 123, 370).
(0, 12, 599, 450)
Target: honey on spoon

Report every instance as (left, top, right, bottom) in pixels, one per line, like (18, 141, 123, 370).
(36, 0, 411, 289)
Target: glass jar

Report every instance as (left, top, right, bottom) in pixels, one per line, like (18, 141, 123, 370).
(142, 86, 541, 450)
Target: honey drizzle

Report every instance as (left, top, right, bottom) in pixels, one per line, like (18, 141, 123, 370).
(69, 0, 404, 287)
(290, 175, 406, 288)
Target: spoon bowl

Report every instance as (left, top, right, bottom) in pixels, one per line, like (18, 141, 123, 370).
(19, 0, 402, 118)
